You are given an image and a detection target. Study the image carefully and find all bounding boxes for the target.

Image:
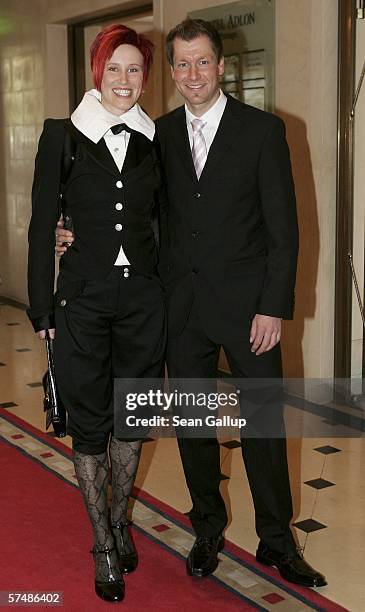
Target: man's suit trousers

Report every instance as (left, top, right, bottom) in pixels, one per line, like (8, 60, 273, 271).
(167, 301, 296, 554)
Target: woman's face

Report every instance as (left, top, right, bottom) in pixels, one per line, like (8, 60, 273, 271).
(100, 44, 144, 115)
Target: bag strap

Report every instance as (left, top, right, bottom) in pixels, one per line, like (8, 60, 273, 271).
(60, 123, 76, 217)
(61, 124, 76, 185)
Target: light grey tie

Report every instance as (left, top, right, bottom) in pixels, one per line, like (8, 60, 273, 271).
(191, 118, 207, 179)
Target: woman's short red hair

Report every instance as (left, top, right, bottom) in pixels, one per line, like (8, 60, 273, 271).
(90, 24, 154, 90)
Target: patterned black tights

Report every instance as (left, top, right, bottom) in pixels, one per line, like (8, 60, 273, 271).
(110, 437, 142, 555)
(73, 439, 142, 578)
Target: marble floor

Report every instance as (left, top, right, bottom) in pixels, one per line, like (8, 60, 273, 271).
(0, 301, 364, 611)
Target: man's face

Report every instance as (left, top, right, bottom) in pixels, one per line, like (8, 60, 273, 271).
(170, 34, 224, 116)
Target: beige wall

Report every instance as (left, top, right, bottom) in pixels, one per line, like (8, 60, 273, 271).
(0, 0, 339, 377)
(276, 0, 338, 379)
(0, 0, 46, 303)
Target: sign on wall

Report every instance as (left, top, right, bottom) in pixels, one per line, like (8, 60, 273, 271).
(189, 0, 275, 111)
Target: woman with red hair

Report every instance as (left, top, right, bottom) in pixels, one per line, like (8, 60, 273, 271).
(28, 25, 166, 603)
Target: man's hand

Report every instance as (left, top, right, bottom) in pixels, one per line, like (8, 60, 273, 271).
(55, 218, 74, 257)
(38, 328, 55, 340)
(250, 314, 281, 355)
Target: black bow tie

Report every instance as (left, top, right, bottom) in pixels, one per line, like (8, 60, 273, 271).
(111, 123, 133, 135)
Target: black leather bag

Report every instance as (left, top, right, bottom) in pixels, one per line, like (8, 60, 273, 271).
(43, 331, 67, 437)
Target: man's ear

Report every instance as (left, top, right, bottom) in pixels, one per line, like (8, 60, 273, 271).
(170, 64, 175, 80)
(218, 56, 225, 77)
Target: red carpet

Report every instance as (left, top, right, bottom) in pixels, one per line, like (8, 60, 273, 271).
(0, 439, 254, 611)
(0, 407, 349, 612)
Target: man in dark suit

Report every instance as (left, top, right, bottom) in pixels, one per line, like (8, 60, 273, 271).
(56, 18, 326, 588)
(156, 18, 325, 588)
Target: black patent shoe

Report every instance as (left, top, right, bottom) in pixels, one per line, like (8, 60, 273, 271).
(186, 535, 224, 577)
(92, 545, 125, 602)
(256, 541, 327, 588)
(112, 521, 138, 574)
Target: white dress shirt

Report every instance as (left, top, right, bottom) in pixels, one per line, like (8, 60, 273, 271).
(185, 90, 227, 160)
(71, 89, 155, 266)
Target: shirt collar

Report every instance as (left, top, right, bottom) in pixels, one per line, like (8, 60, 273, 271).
(71, 89, 155, 143)
(185, 89, 227, 127)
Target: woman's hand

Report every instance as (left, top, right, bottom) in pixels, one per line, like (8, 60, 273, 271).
(38, 329, 55, 340)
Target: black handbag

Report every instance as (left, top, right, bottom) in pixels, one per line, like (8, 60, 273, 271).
(43, 331, 67, 437)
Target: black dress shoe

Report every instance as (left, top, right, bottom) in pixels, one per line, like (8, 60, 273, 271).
(186, 535, 224, 577)
(256, 541, 327, 587)
(92, 546, 125, 602)
(112, 521, 138, 574)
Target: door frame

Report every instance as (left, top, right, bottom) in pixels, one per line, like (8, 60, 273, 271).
(334, 0, 357, 377)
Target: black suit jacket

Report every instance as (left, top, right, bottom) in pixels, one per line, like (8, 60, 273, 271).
(28, 119, 163, 332)
(155, 95, 299, 342)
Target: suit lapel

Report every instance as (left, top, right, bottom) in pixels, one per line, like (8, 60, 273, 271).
(169, 97, 246, 184)
(66, 121, 153, 177)
(171, 106, 197, 182)
(66, 120, 119, 176)
(199, 96, 245, 183)
(122, 132, 153, 174)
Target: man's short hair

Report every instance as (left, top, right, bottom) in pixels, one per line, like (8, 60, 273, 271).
(166, 18, 223, 66)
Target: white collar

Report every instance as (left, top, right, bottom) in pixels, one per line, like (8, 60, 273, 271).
(185, 89, 227, 127)
(71, 89, 155, 143)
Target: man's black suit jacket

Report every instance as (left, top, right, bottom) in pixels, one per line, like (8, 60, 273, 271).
(155, 95, 299, 343)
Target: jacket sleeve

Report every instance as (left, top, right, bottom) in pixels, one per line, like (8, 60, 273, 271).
(257, 117, 299, 319)
(27, 119, 64, 332)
